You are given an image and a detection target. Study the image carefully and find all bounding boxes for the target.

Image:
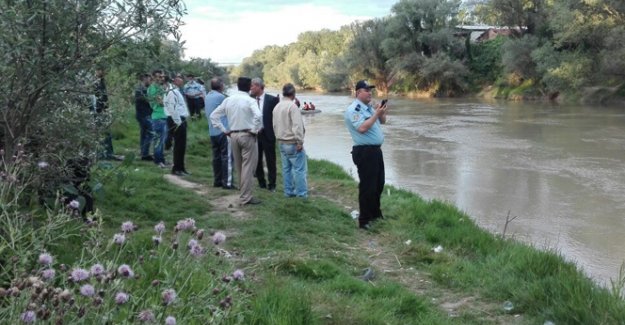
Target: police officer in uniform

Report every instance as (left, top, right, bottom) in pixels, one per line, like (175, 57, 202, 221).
(344, 80, 388, 229)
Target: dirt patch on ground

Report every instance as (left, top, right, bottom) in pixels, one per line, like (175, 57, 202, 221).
(163, 174, 251, 220)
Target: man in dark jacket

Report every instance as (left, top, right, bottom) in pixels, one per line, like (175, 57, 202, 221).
(135, 74, 153, 160)
(250, 78, 279, 191)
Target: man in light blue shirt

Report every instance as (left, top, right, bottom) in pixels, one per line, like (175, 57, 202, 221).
(205, 78, 234, 189)
(344, 80, 388, 229)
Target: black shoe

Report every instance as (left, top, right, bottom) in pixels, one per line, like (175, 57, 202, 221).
(359, 223, 371, 230)
(141, 155, 154, 161)
(222, 185, 237, 190)
(180, 170, 192, 176)
(213, 183, 223, 188)
(244, 198, 261, 205)
(268, 185, 276, 192)
(172, 170, 185, 176)
(258, 183, 267, 189)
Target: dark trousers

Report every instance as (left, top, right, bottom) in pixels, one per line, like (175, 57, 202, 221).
(186, 96, 204, 118)
(211, 133, 231, 187)
(351, 145, 385, 227)
(136, 115, 152, 158)
(255, 131, 276, 189)
(171, 118, 187, 172)
(165, 117, 176, 150)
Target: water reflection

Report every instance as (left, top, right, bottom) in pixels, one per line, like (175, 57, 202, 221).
(295, 91, 625, 285)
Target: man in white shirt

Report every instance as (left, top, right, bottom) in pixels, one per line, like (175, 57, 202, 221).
(210, 77, 263, 205)
(164, 74, 191, 176)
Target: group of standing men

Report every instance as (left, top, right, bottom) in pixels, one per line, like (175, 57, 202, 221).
(208, 77, 308, 205)
(134, 69, 386, 230)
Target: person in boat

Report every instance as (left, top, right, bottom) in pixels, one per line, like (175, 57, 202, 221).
(303, 102, 309, 110)
(309, 102, 316, 110)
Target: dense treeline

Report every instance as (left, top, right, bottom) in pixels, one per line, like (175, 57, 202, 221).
(234, 0, 625, 101)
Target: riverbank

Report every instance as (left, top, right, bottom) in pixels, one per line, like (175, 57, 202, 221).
(97, 113, 625, 323)
(3, 108, 623, 323)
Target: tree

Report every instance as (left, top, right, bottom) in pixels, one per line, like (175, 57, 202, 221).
(345, 18, 392, 92)
(0, 0, 186, 162)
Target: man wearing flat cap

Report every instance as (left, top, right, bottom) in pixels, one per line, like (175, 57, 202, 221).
(210, 77, 263, 205)
(344, 80, 388, 229)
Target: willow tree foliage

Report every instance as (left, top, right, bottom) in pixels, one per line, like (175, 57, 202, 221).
(0, 0, 186, 161)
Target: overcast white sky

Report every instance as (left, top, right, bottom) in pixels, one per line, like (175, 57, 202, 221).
(180, 0, 397, 64)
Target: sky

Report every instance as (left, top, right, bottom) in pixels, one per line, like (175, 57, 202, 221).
(180, 0, 397, 64)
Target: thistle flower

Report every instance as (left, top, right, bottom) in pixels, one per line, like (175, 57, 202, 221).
(117, 264, 134, 278)
(152, 236, 162, 246)
(232, 269, 245, 281)
(71, 268, 90, 282)
(187, 239, 198, 249)
(175, 218, 196, 231)
(115, 292, 129, 305)
(121, 221, 135, 233)
(90, 264, 105, 276)
(38, 253, 53, 265)
(113, 233, 126, 245)
(37, 161, 49, 169)
(212, 231, 226, 245)
(138, 309, 155, 322)
(20, 310, 36, 323)
(154, 221, 165, 234)
(41, 269, 55, 281)
(80, 284, 95, 297)
(165, 316, 177, 325)
(189, 244, 204, 257)
(69, 200, 80, 209)
(161, 289, 177, 306)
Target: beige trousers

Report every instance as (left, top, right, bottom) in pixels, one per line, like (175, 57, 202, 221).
(230, 133, 258, 204)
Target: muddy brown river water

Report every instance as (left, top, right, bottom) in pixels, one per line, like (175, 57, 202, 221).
(293, 91, 625, 286)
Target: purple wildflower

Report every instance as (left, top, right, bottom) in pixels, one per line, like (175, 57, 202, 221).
(117, 264, 134, 278)
(80, 284, 95, 297)
(187, 239, 198, 249)
(162, 288, 177, 306)
(232, 269, 245, 281)
(115, 292, 129, 305)
(165, 316, 177, 325)
(69, 200, 80, 209)
(154, 221, 165, 234)
(20, 310, 36, 323)
(138, 309, 155, 322)
(90, 263, 105, 276)
(176, 218, 196, 231)
(121, 221, 135, 233)
(71, 268, 90, 282)
(38, 252, 53, 265)
(212, 231, 226, 245)
(190, 244, 204, 257)
(113, 233, 126, 245)
(41, 269, 55, 280)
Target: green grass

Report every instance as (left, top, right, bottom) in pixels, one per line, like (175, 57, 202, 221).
(43, 107, 625, 324)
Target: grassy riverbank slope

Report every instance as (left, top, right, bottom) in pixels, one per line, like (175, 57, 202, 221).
(80, 111, 624, 324)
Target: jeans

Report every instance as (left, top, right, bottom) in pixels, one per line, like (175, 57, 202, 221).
(279, 143, 307, 198)
(136, 115, 153, 157)
(152, 118, 168, 164)
(211, 133, 232, 187)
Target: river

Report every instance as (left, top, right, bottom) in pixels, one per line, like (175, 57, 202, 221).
(292, 91, 625, 286)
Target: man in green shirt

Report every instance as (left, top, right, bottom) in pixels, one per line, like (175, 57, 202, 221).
(147, 69, 168, 168)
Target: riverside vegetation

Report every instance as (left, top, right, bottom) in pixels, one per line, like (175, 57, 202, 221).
(2, 102, 625, 324)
